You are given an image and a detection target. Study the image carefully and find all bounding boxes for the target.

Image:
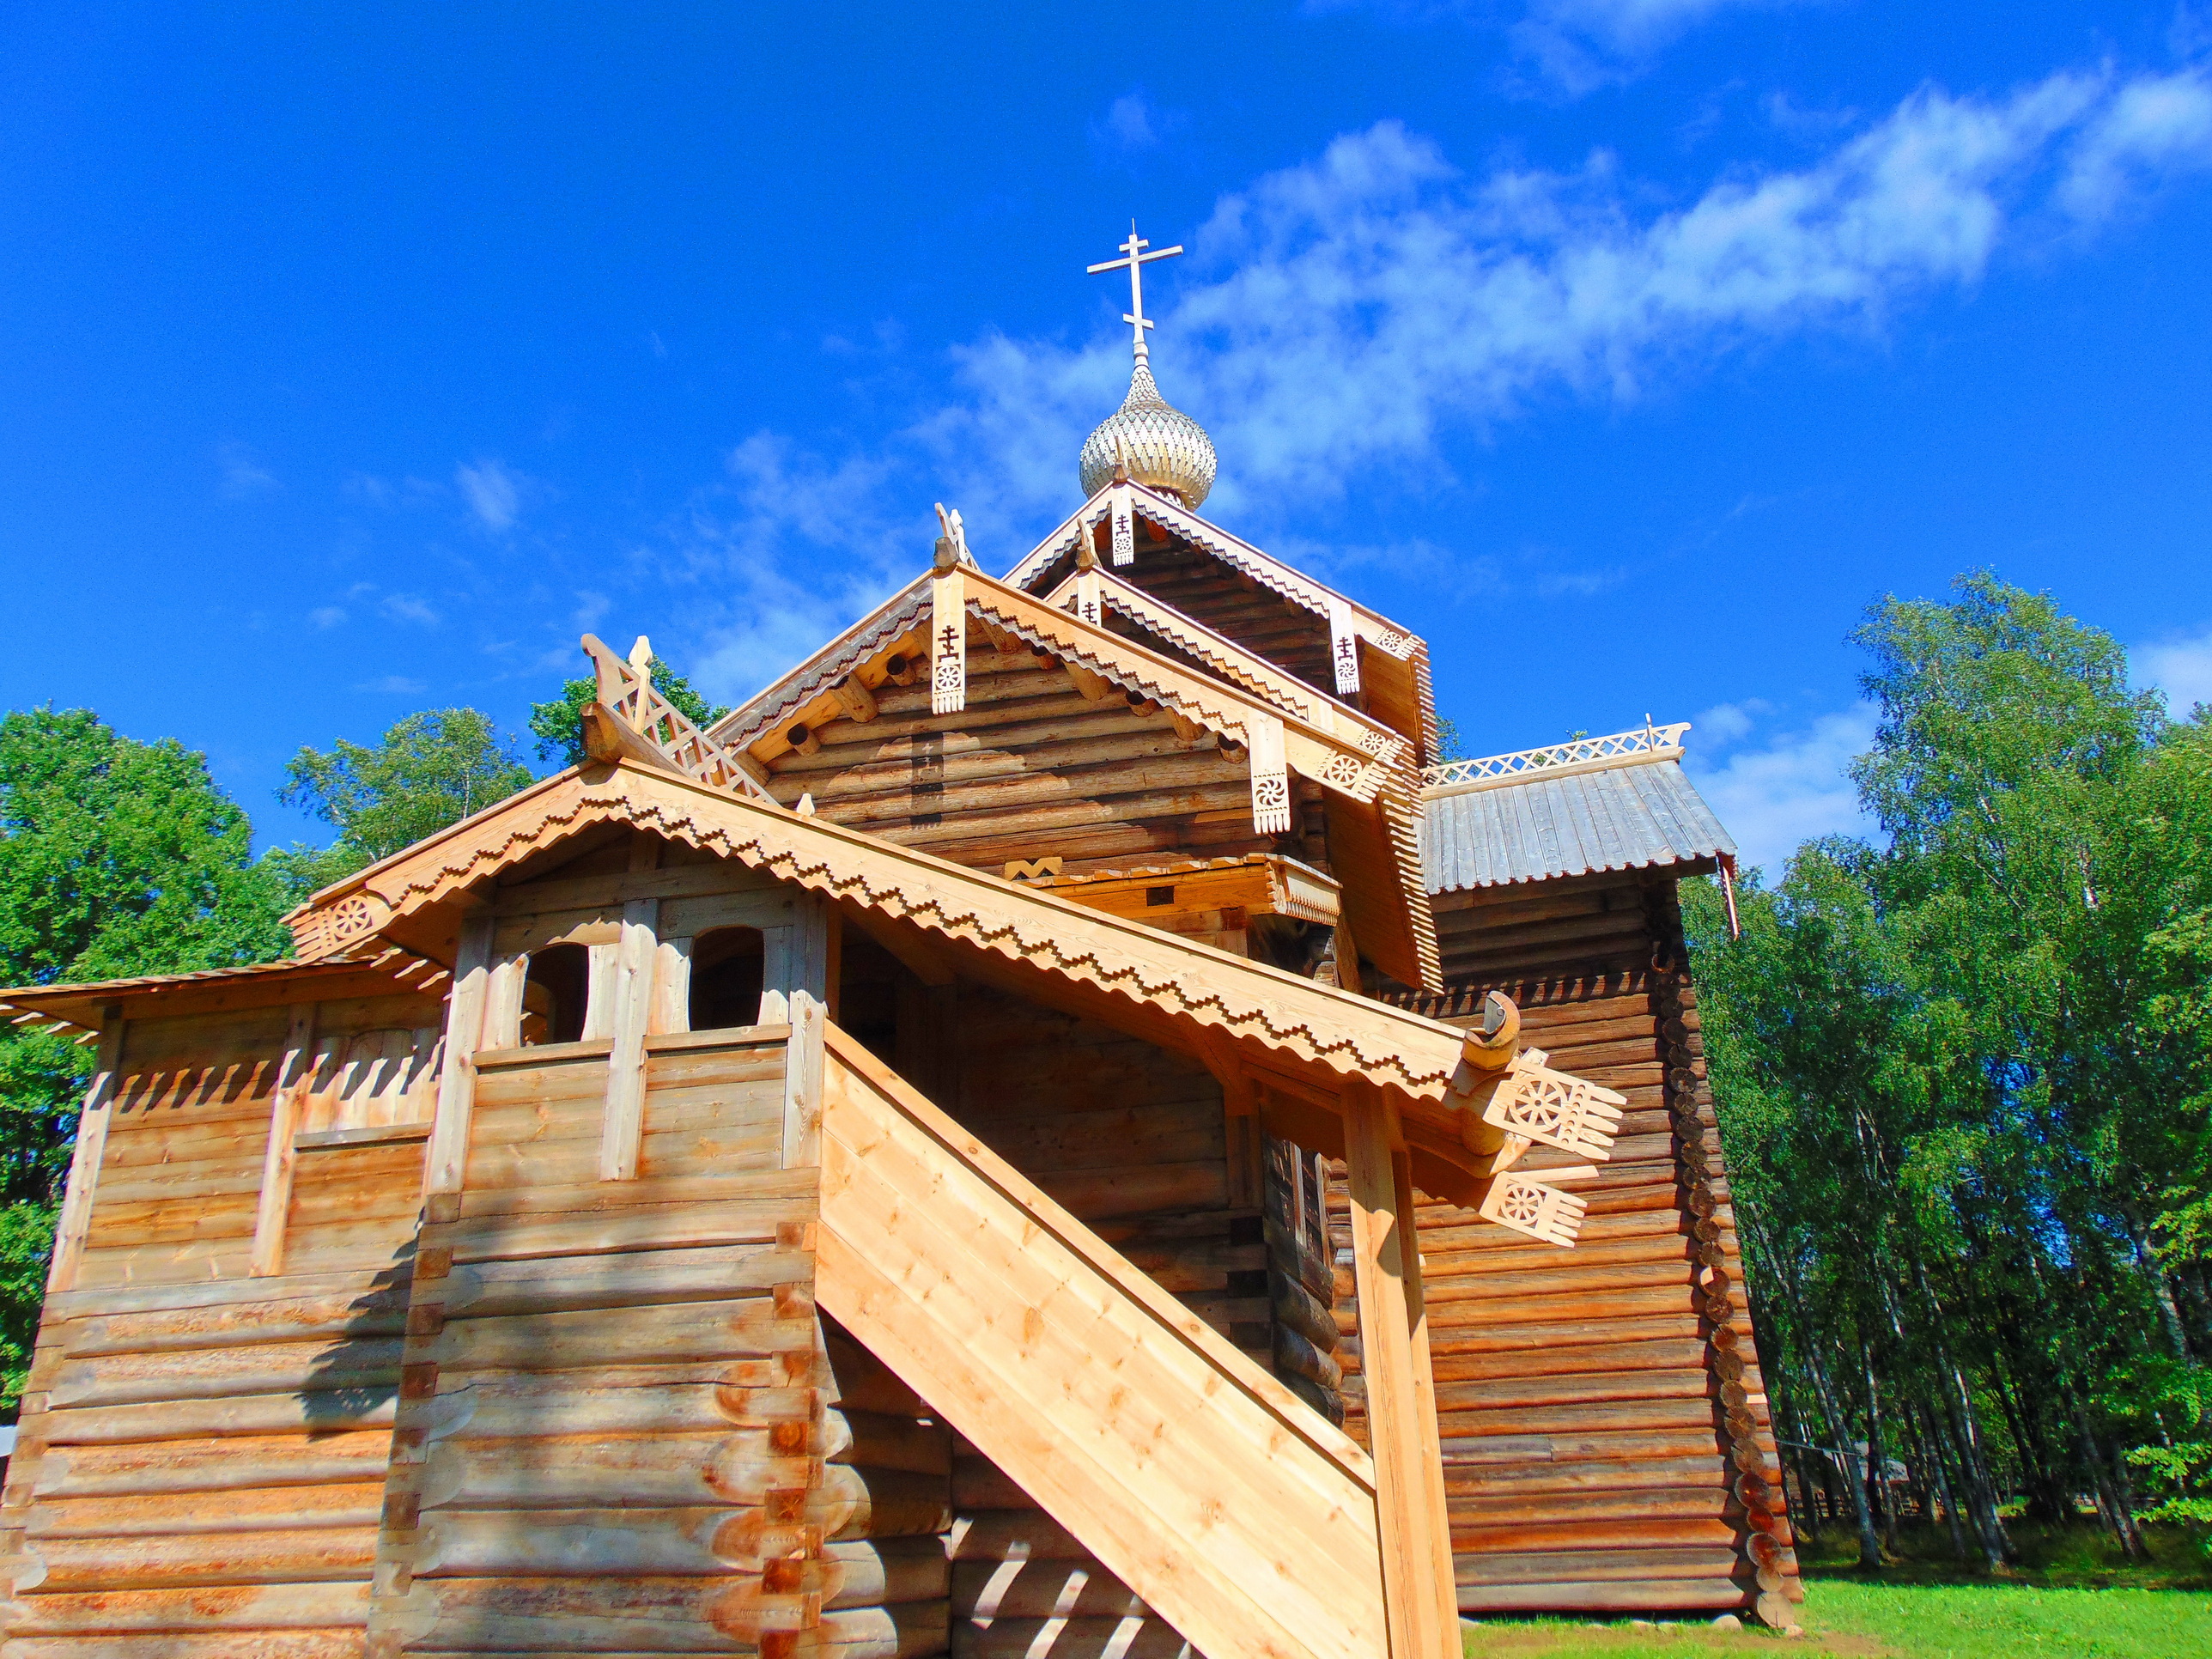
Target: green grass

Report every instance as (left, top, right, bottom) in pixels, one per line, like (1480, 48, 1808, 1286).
(1462, 1525, 2212, 1659)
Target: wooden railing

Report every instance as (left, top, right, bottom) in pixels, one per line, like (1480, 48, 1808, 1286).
(812, 1023, 1390, 1659)
(1424, 721, 1691, 792)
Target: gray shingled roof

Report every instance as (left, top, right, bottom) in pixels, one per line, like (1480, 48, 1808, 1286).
(1421, 760, 1736, 893)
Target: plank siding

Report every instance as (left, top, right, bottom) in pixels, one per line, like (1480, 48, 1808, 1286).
(3, 991, 439, 1658)
(1367, 870, 1804, 1625)
(761, 645, 1280, 878)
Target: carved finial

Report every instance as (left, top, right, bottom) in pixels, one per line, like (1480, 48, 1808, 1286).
(629, 635, 653, 674)
(933, 501, 975, 573)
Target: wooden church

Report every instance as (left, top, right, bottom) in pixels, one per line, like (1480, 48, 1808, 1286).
(0, 230, 1800, 1657)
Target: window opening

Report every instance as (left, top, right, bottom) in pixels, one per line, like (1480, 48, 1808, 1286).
(690, 927, 767, 1031)
(522, 942, 590, 1046)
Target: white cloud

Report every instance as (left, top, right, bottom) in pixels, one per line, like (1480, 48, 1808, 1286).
(673, 433, 931, 702)
(918, 62, 2212, 541)
(2137, 622, 2212, 715)
(309, 605, 346, 629)
(1685, 703, 1877, 873)
(1097, 91, 1171, 151)
(691, 54, 2212, 708)
(357, 674, 428, 696)
(2056, 68, 2212, 221)
(1692, 697, 1771, 744)
(456, 459, 525, 533)
(380, 593, 441, 627)
(218, 441, 279, 498)
(1312, 0, 1806, 91)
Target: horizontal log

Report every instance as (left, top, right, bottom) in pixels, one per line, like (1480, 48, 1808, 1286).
(430, 1298, 808, 1373)
(43, 1389, 397, 1447)
(414, 1513, 947, 1598)
(416, 1440, 948, 1537)
(27, 1524, 377, 1590)
(28, 1431, 397, 1500)
(1456, 1578, 1751, 1613)
(0, 1632, 364, 1659)
(1430, 1338, 1709, 1382)
(437, 1244, 812, 1320)
(1454, 1517, 1743, 1555)
(27, 1481, 387, 1539)
(377, 1575, 947, 1654)
(1432, 1367, 1716, 1415)
(1455, 1546, 1743, 1585)
(64, 1286, 410, 1358)
(48, 1339, 405, 1410)
(3, 1579, 369, 1634)
(432, 1193, 817, 1263)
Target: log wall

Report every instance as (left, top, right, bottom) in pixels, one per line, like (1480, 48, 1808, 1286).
(2, 988, 443, 1657)
(365, 1025, 956, 1656)
(1368, 869, 1806, 1627)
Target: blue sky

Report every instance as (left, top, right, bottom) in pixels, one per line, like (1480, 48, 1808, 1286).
(7, 3, 2212, 872)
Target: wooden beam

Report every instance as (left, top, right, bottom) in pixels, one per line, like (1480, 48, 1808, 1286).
(46, 1009, 124, 1296)
(1342, 1074, 1457, 1659)
(599, 840, 665, 1181)
(425, 914, 495, 1195)
(830, 677, 878, 724)
(249, 1002, 319, 1278)
(580, 700, 681, 773)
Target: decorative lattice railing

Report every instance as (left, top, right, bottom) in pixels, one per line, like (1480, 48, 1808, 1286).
(1423, 721, 1690, 790)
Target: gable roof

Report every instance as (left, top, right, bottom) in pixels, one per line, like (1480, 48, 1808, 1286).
(1001, 477, 1437, 759)
(1420, 725, 1737, 892)
(697, 556, 1439, 990)
(283, 759, 1476, 1150)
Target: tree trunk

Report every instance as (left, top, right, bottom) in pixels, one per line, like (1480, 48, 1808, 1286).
(1804, 1335, 1883, 1569)
(2120, 1200, 2195, 1361)
(1861, 1343, 1896, 1552)
(1919, 1401, 1970, 1562)
(1914, 1265, 2014, 1567)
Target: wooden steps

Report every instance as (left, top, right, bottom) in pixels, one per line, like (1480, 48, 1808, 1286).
(814, 1026, 1388, 1659)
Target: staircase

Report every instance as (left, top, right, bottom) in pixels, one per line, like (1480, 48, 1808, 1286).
(814, 1026, 1390, 1659)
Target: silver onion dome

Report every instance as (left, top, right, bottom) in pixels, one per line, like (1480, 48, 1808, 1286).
(1079, 357, 1218, 509)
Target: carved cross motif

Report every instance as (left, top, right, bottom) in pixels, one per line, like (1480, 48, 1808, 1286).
(1085, 222, 1184, 361)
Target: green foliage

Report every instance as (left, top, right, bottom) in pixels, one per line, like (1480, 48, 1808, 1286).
(0, 708, 295, 982)
(0, 708, 299, 1410)
(527, 657, 729, 769)
(281, 708, 534, 869)
(1687, 572, 2212, 1566)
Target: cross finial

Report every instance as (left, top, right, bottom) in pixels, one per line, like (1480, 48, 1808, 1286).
(1086, 221, 1183, 366)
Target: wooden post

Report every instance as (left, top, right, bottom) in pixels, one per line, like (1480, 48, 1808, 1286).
(425, 914, 495, 1195)
(480, 953, 528, 1052)
(46, 1008, 124, 1296)
(249, 1002, 319, 1277)
(649, 934, 692, 1036)
(1343, 1074, 1458, 1659)
(599, 896, 659, 1181)
(781, 988, 827, 1169)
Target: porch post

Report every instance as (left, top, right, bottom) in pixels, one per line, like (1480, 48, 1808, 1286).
(1342, 1073, 1459, 1659)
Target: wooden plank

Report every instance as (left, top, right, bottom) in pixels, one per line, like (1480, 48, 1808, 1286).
(248, 1004, 319, 1278)
(782, 991, 825, 1170)
(598, 896, 659, 1181)
(1342, 1077, 1457, 1659)
(46, 1015, 125, 1296)
(815, 1030, 1384, 1659)
(423, 915, 495, 1195)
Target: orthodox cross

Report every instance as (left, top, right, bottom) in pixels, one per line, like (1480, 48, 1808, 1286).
(1086, 223, 1182, 362)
